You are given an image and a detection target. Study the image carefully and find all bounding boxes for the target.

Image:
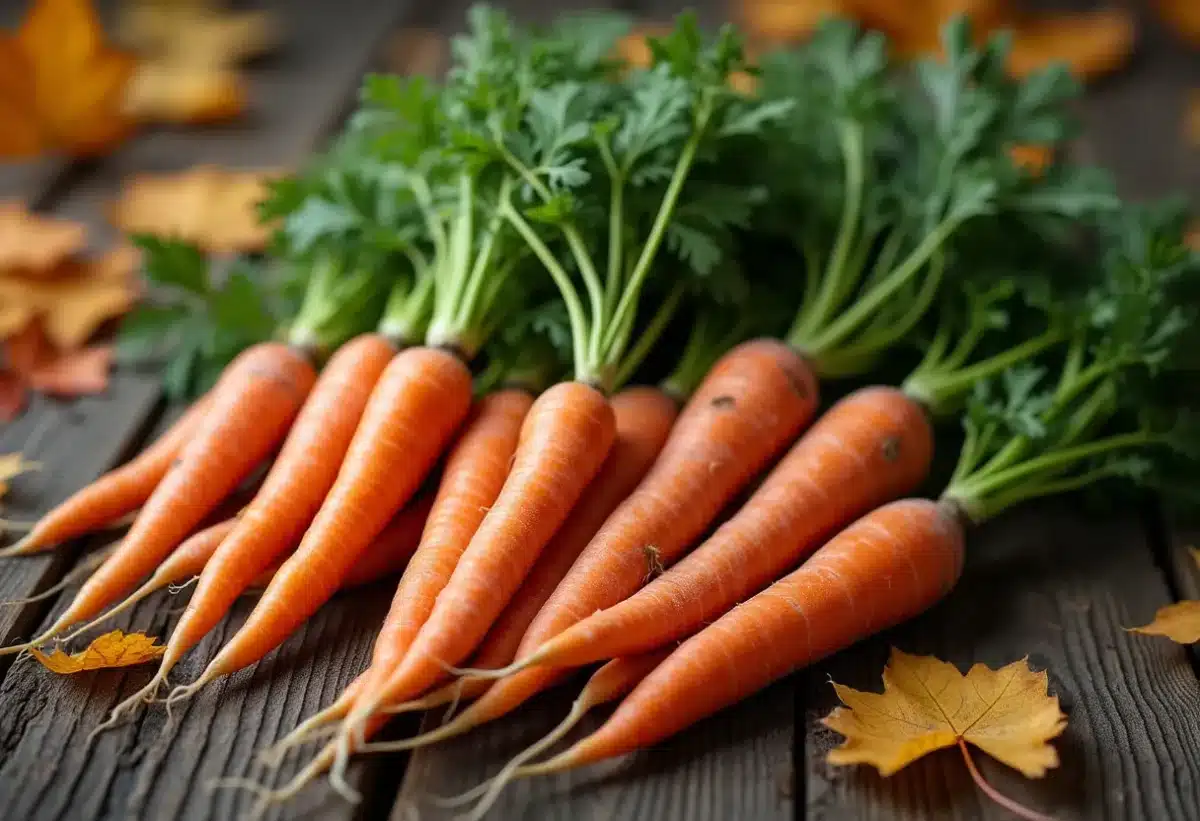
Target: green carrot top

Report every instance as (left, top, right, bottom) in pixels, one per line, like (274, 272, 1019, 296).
(756, 17, 1116, 381)
(938, 200, 1200, 524)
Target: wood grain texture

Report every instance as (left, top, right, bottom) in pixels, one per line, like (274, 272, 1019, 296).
(394, 674, 795, 821)
(0, 1, 415, 819)
(0, 377, 162, 651)
(803, 504, 1200, 821)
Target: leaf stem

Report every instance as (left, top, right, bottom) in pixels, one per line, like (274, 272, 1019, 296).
(904, 329, 1064, 418)
(501, 202, 590, 381)
(949, 430, 1159, 513)
(498, 145, 606, 357)
(800, 216, 959, 355)
(791, 122, 865, 341)
(602, 103, 710, 363)
(611, 283, 683, 392)
(956, 739, 1056, 821)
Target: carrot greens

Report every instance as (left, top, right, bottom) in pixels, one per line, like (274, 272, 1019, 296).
(941, 202, 1200, 523)
(758, 18, 1116, 380)
(447, 12, 787, 390)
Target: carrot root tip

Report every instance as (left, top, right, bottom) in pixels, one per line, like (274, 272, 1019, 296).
(436, 657, 527, 680)
(166, 576, 199, 595)
(0, 534, 39, 558)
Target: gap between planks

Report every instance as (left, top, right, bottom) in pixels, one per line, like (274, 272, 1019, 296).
(0, 1, 419, 820)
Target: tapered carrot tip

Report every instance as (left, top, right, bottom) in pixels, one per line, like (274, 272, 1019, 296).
(0, 534, 38, 558)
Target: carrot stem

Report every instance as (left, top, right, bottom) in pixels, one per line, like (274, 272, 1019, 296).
(957, 739, 1056, 821)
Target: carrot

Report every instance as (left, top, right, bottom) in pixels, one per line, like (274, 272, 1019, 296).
(1, 343, 316, 657)
(164, 346, 472, 702)
(454, 650, 672, 821)
(95, 335, 395, 724)
(358, 385, 680, 753)
(502, 498, 964, 782)
(394, 339, 816, 741)
(514, 386, 933, 673)
(337, 492, 435, 589)
(333, 381, 616, 786)
(0, 394, 212, 558)
(62, 518, 239, 643)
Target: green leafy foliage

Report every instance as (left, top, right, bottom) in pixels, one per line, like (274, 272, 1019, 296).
(117, 238, 279, 400)
(942, 202, 1200, 520)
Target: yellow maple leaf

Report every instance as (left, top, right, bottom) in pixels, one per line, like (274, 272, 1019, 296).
(0, 201, 88, 274)
(110, 166, 281, 254)
(0, 0, 139, 158)
(1128, 547, 1200, 644)
(823, 648, 1067, 778)
(31, 629, 166, 673)
(1156, 0, 1200, 47)
(0, 245, 140, 350)
(0, 452, 40, 499)
(116, 0, 277, 126)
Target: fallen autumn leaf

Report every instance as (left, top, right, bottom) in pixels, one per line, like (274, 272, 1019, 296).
(0, 0, 138, 158)
(823, 648, 1067, 778)
(110, 166, 281, 253)
(31, 629, 166, 674)
(1128, 547, 1200, 644)
(0, 452, 39, 499)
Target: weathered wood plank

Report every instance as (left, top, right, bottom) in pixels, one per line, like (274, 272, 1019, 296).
(0, 377, 162, 649)
(0, 1, 416, 819)
(395, 675, 795, 821)
(803, 504, 1200, 821)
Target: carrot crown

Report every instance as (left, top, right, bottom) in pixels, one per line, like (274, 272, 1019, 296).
(758, 18, 1116, 380)
(446, 12, 789, 391)
(939, 201, 1200, 524)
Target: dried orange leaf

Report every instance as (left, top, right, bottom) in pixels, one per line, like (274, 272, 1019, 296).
(823, 648, 1067, 778)
(0, 372, 24, 423)
(0, 201, 88, 273)
(9, 0, 138, 157)
(1188, 221, 1199, 250)
(1156, 0, 1200, 47)
(29, 345, 112, 397)
(118, 5, 277, 66)
(31, 629, 166, 674)
(1008, 9, 1136, 81)
(122, 61, 246, 125)
(0, 247, 139, 351)
(388, 28, 449, 77)
(0, 35, 41, 158)
(615, 24, 672, 69)
(1010, 144, 1053, 176)
(740, 0, 843, 44)
(1130, 601, 1200, 644)
(110, 166, 280, 253)
(0, 452, 39, 499)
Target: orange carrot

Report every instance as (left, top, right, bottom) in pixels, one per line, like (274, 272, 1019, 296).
(3, 343, 316, 655)
(254, 388, 536, 762)
(362, 386, 680, 749)
(0, 394, 212, 557)
(515, 498, 965, 776)
(404, 339, 816, 738)
(96, 335, 396, 719)
(454, 650, 672, 820)
(518, 386, 933, 672)
(336, 381, 616, 770)
(168, 346, 472, 699)
(338, 493, 435, 589)
(362, 388, 535, 678)
(62, 518, 239, 643)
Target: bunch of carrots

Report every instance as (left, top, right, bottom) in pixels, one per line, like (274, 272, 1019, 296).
(2, 8, 1198, 818)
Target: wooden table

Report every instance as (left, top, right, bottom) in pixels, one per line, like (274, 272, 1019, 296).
(1, 1, 1198, 819)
